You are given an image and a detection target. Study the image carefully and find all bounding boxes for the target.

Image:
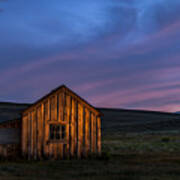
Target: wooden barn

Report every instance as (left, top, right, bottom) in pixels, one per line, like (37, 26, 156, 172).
(0, 85, 102, 160)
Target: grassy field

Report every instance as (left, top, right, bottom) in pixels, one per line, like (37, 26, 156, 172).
(1, 104, 180, 179)
(98, 108, 180, 134)
(0, 132, 180, 179)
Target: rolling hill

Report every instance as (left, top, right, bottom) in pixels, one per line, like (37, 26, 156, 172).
(1, 102, 180, 134)
(98, 108, 180, 134)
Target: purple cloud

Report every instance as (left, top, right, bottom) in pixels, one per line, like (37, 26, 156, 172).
(1, 0, 180, 112)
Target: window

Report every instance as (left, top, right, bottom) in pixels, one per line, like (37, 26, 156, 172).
(49, 124, 66, 141)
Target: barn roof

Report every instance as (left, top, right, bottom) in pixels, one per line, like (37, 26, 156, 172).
(23, 85, 102, 116)
(0, 102, 30, 124)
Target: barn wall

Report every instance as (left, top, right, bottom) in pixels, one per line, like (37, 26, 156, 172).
(0, 144, 20, 158)
(22, 88, 101, 160)
(0, 128, 20, 144)
(0, 121, 21, 158)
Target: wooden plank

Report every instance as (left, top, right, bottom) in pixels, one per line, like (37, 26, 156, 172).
(65, 94, 71, 158)
(54, 94, 58, 121)
(56, 94, 61, 159)
(36, 108, 39, 159)
(54, 95, 58, 159)
(62, 93, 67, 159)
(97, 117, 101, 155)
(44, 100, 50, 158)
(59, 143, 63, 159)
(82, 106, 85, 157)
(69, 97, 72, 157)
(85, 108, 90, 157)
(76, 103, 79, 158)
(77, 103, 83, 158)
(70, 98, 75, 157)
(37, 105, 42, 159)
(27, 113, 31, 160)
(62, 89, 101, 117)
(22, 115, 28, 157)
(93, 115, 97, 154)
(63, 144, 67, 159)
(53, 143, 58, 160)
(57, 92, 65, 158)
(30, 111, 34, 158)
(58, 92, 64, 122)
(48, 98, 53, 159)
(81, 106, 84, 158)
(29, 112, 32, 159)
(33, 110, 37, 160)
(41, 103, 45, 158)
(31, 111, 35, 158)
(56, 142, 60, 160)
(91, 113, 94, 153)
(74, 101, 78, 157)
(50, 96, 54, 121)
(50, 96, 57, 121)
(21, 115, 24, 156)
(49, 142, 53, 159)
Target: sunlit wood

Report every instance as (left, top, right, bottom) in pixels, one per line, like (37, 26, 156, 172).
(20, 85, 102, 159)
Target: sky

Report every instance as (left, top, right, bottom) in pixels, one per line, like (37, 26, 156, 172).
(0, 0, 180, 112)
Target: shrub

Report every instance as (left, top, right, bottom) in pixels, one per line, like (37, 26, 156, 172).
(161, 137, 170, 143)
(98, 151, 111, 161)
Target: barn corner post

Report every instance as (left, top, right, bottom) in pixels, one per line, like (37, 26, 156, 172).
(41, 103, 45, 159)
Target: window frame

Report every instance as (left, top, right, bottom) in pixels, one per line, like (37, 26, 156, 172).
(49, 123, 66, 143)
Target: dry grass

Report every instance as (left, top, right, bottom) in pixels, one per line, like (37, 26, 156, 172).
(103, 132, 180, 154)
(0, 132, 180, 179)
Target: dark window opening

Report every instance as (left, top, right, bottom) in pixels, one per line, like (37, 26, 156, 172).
(49, 124, 66, 141)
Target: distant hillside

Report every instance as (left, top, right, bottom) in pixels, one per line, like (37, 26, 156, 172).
(97, 108, 180, 134)
(0, 102, 30, 123)
(1, 102, 180, 135)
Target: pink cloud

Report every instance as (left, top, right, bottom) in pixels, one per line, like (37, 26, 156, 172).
(1, 18, 180, 112)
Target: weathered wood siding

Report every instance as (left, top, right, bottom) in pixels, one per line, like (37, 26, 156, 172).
(22, 87, 101, 159)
